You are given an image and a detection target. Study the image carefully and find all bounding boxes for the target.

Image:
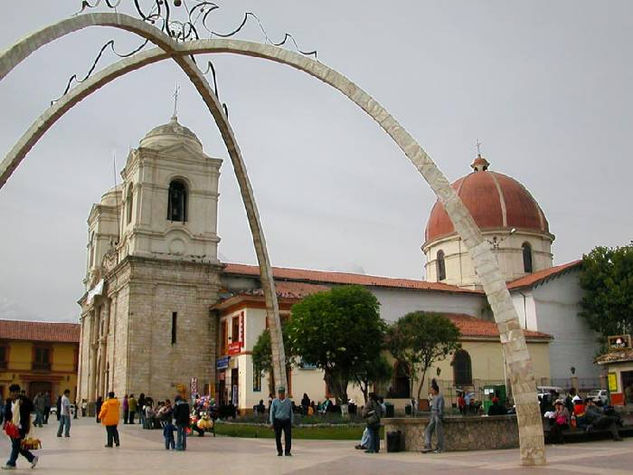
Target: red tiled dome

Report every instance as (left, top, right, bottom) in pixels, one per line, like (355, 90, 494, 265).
(424, 157, 549, 244)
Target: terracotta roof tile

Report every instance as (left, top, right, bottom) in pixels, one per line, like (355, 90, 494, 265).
(223, 263, 480, 294)
(507, 260, 581, 290)
(442, 313, 551, 340)
(595, 349, 633, 365)
(243, 281, 331, 299)
(0, 319, 80, 343)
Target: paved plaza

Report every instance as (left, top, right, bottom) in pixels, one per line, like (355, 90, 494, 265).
(3, 418, 633, 474)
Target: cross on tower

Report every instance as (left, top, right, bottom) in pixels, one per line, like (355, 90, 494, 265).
(476, 139, 482, 157)
(172, 83, 180, 119)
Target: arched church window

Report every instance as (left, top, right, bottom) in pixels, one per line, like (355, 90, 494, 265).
(436, 250, 446, 281)
(126, 184, 133, 224)
(522, 242, 533, 273)
(167, 180, 188, 222)
(453, 349, 472, 386)
(389, 361, 411, 398)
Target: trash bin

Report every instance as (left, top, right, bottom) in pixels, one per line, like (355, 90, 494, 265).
(384, 402, 394, 418)
(405, 404, 412, 416)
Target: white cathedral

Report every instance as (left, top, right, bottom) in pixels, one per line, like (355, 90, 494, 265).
(77, 116, 600, 410)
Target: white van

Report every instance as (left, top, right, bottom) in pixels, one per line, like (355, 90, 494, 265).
(537, 386, 564, 400)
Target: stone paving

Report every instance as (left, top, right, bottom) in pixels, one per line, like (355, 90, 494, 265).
(3, 418, 633, 474)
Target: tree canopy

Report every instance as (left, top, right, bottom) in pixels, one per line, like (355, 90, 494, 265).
(386, 311, 460, 400)
(579, 243, 633, 343)
(285, 285, 384, 404)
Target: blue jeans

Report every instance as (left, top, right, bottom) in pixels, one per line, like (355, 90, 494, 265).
(176, 424, 187, 450)
(57, 414, 71, 437)
(6, 433, 35, 467)
(424, 414, 444, 451)
(367, 425, 380, 452)
(34, 409, 44, 427)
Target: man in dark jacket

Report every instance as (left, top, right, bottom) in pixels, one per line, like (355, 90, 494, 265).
(172, 395, 190, 451)
(2, 384, 38, 469)
(585, 398, 622, 441)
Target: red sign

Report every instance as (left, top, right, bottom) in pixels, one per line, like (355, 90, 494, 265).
(227, 342, 242, 355)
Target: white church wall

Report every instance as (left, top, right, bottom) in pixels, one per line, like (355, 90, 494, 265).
(527, 271, 600, 382)
(370, 286, 485, 322)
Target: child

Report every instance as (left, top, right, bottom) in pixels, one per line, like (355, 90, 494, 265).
(163, 421, 176, 450)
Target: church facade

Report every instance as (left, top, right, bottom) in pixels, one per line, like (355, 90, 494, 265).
(77, 118, 599, 409)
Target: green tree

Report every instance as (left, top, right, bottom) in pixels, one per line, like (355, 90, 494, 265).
(386, 311, 460, 400)
(285, 285, 384, 404)
(579, 243, 633, 342)
(352, 354, 393, 404)
(252, 323, 294, 395)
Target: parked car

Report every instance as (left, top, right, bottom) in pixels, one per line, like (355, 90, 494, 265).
(587, 389, 608, 405)
(48, 404, 76, 416)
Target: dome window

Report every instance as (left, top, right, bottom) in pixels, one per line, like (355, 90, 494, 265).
(522, 242, 533, 273)
(168, 180, 188, 222)
(453, 349, 472, 386)
(436, 250, 446, 281)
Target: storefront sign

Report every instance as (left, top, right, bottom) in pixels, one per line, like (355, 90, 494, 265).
(190, 377, 198, 396)
(217, 356, 230, 370)
(608, 372, 618, 392)
(228, 342, 242, 355)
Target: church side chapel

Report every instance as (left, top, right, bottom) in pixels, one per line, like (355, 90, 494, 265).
(77, 116, 598, 411)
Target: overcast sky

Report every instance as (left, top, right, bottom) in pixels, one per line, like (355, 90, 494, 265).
(0, 0, 631, 322)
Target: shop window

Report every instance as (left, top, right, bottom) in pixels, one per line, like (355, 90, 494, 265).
(167, 180, 187, 222)
(232, 316, 240, 344)
(522, 242, 533, 273)
(33, 346, 51, 371)
(220, 320, 228, 355)
(436, 250, 446, 281)
(0, 345, 7, 370)
(453, 349, 472, 386)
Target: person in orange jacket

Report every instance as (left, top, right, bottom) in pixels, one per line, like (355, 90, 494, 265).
(99, 392, 121, 448)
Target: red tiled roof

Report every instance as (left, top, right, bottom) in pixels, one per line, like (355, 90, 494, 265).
(595, 349, 633, 365)
(443, 313, 551, 340)
(0, 319, 80, 343)
(223, 263, 480, 294)
(507, 260, 581, 290)
(243, 281, 331, 299)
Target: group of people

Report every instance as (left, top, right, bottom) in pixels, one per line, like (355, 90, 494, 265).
(543, 388, 623, 443)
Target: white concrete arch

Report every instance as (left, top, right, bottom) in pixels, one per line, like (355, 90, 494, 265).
(0, 14, 544, 464)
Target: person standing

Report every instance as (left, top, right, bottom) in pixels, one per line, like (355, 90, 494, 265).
(99, 392, 121, 448)
(362, 393, 382, 453)
(2, 384, 38, 470)
(122, 395, 129, 424)
(422, 379, 445, 453)
(55, 394, 62, 422)
(138, 393, 146, 426)
(172, 395, 190, 451)
(128, 394, 137, 425)
(57, 389, 72, 438)
(42, 392, 51, 425)
(269, 386, 293, 456)
(95, 396, 103, 423)
(33, 392, 45, 428)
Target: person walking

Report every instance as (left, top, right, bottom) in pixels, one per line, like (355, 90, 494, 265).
(172, 395, 190, 451)
(2, 384, 38, 470)
(128, 394, 137, 425)
(269, 386, 293, 456)
(138, 393, 146, 426)
(99, 392, 121, 448)
(422, 379, 445, 454)
(33, 392, 45, 428)
(56, 389, 72, 438)
(362, 393, 382, 453)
